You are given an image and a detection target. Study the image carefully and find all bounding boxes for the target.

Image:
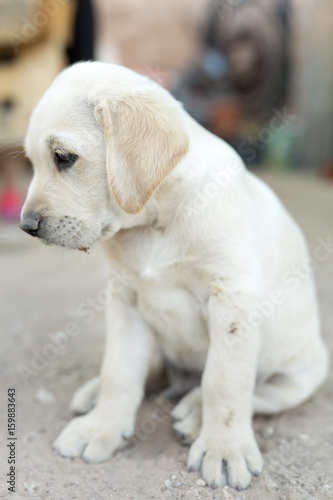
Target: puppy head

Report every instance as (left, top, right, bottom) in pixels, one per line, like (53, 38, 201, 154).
(21, 62, 189, 250)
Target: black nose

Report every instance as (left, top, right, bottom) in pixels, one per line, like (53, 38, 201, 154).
(20, 214, 41, 237)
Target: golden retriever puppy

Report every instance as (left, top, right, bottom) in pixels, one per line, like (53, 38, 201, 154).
(20, 62, 329, 490)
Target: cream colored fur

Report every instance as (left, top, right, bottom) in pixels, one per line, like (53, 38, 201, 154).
(21, 62, 329, 490)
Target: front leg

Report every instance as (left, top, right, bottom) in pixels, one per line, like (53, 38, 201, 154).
(188, 291, 263, 490)
(54, 293, 158, 463)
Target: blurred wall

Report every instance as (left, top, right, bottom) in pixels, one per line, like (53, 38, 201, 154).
(287, 0, 333, 171)
(93, 0, 210, 70)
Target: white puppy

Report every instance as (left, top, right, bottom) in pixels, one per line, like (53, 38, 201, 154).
(21, 62, 329, 490)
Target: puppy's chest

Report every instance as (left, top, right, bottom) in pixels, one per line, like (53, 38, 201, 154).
(117, 230, 209, 370)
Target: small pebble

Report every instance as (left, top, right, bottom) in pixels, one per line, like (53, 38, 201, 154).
(35, 389, 56, 404)
(196, 478, 206, 487)
(164, 479, 172, 489)
(299, 433, 310, 441)
(223, 487, 232, 499)
(266, 481, 278, 491)
(24, 483, 38, 493)
(264, 426, 275, 437)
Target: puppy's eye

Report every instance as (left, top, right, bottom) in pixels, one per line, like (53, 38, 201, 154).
(54, 151, 78, 170)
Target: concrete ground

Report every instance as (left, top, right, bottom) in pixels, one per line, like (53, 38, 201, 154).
(0, 172, 332, 500)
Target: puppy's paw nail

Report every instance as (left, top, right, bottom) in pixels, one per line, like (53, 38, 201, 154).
(171, 414, 179, 423)
(122, 429, 134, 440)
(188, 460, 203, 473)
(175, 429, 186, 441)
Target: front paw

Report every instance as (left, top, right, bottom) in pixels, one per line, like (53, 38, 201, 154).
(53, 409, 133, 463)
(187, 426, 263, 490)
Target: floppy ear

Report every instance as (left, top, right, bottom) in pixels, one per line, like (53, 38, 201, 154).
(95, 94, 189, 214)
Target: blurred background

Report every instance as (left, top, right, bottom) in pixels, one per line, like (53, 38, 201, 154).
(0, 3, 333, 498)
(0, 0, 332, 220)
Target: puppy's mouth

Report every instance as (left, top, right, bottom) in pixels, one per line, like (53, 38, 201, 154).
(22, 215, 99, 252)
(21, 214, 115, 252)
(38, 230, 91, 252)
(41, 237, 90, 253)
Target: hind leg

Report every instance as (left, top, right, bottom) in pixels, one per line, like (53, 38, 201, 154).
(170, 340, 329, 445)
(70, 376, 101, 415)
(254, 341, 329, 414)
(171, 386, 202, 445)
